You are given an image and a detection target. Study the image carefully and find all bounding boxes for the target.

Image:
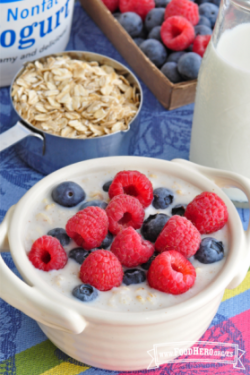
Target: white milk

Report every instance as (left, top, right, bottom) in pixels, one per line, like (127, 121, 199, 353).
(190, 23, 250, 202)
(23, 168, 229, 312)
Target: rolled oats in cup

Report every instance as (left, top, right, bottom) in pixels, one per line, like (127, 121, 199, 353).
(11, 55, 140, 138)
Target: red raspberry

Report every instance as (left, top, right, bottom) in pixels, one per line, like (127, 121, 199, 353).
(66, 207, 108, 250)
(155, 215, 201, 258)
(28, 235, 67, 272)
(119, 0, 155, 20)
(110, 226, 154, 267)
(106, 194, 145, 235)
(161, 16, 195, 51)
(101, 0, 119, 12)
(164, 0, 199, 26)
(192, 35, 211, 57)
(109, 170, 153, 208)
(80, 250, 123, 291)
(147, 250, 196, 294)
(184, 192, 229, 234)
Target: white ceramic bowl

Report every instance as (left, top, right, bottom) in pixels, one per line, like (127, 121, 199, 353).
(0, 157, 250, 371)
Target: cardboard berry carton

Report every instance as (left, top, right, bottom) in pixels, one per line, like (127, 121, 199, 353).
(80, 0, 197, 110)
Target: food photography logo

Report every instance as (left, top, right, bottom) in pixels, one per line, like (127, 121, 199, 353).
(147, 341, 245, 370)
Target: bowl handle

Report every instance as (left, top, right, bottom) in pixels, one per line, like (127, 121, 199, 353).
(172, 159, 250, 289)
(0, 206, 88, 334)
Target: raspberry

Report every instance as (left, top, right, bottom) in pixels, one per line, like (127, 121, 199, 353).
(66, 207, 108, 250)
(106, 194, 145, 235)
(110, 227, 155, 267)
(164, 0, 199, 26)
(109, 170, 153, 208)
(161, 16, 195, 51)
(147, 250, 196, 295)
(28, 235, 67, 271)
(155, 215, 201, 258)
(184, 192, 229, 234)
(119, 0, 155, 20)
(80, 250, 123, 291)
(101, 0, 119, 12)
(192, 35, 211, 57)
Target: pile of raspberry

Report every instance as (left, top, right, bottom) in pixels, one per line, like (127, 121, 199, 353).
(28, 169, 228, 298)
(100, 0, 218, 82)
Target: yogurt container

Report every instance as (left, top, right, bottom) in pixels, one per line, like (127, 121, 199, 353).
(0, 0, 74, 87)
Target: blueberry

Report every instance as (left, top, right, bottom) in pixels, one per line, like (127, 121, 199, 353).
(196, 0, 220, 6)
(47, 228, 70, 246)
(197, 15, 211, 28)
(141, 253, 157, 270)
(118, 12, 143, 37)
(79, 200, 108, 210)
(210, 0, 220, 7)
(199, 3, 219, 28)
(195, 0, 210, 4)
(69, 248, 90, 264)
(155, 0, 171, 7)
(134, 37, 145, 46)
(98, 231, 113, 249)
(171, 204, 187, 216)
(161, 62, 182, 83)
(72, 284, 98, 302)
(195, 25, 212, 35)
(186, 44, 193, 52)
(145, 8, 165, 32)
(178, 52, 202, 80)
(102, 180, 113, 192)
(113, 12, 121, 20)
(140, 39, 167, 67)
(137, 26, 148, 38)
(148, 26, 161, 41)
(141, 213, 170, 242)
(166, 51, 186, 63)
(90, 248, 99, 253)
(52, 181, 86, 207)
(123, 269, 146, 285)
(152, 188, 174, 209)
(195, 237, 224, 264)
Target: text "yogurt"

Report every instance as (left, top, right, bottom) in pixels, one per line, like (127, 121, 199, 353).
(0, 0, 74, 87)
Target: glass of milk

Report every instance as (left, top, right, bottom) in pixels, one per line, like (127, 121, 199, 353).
(189, 0, 250, 204)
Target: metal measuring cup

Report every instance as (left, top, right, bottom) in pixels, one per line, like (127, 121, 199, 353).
(0, 51, 143, 175)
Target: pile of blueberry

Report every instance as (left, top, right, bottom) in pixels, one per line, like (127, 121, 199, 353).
(101, 0, 220, 82)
